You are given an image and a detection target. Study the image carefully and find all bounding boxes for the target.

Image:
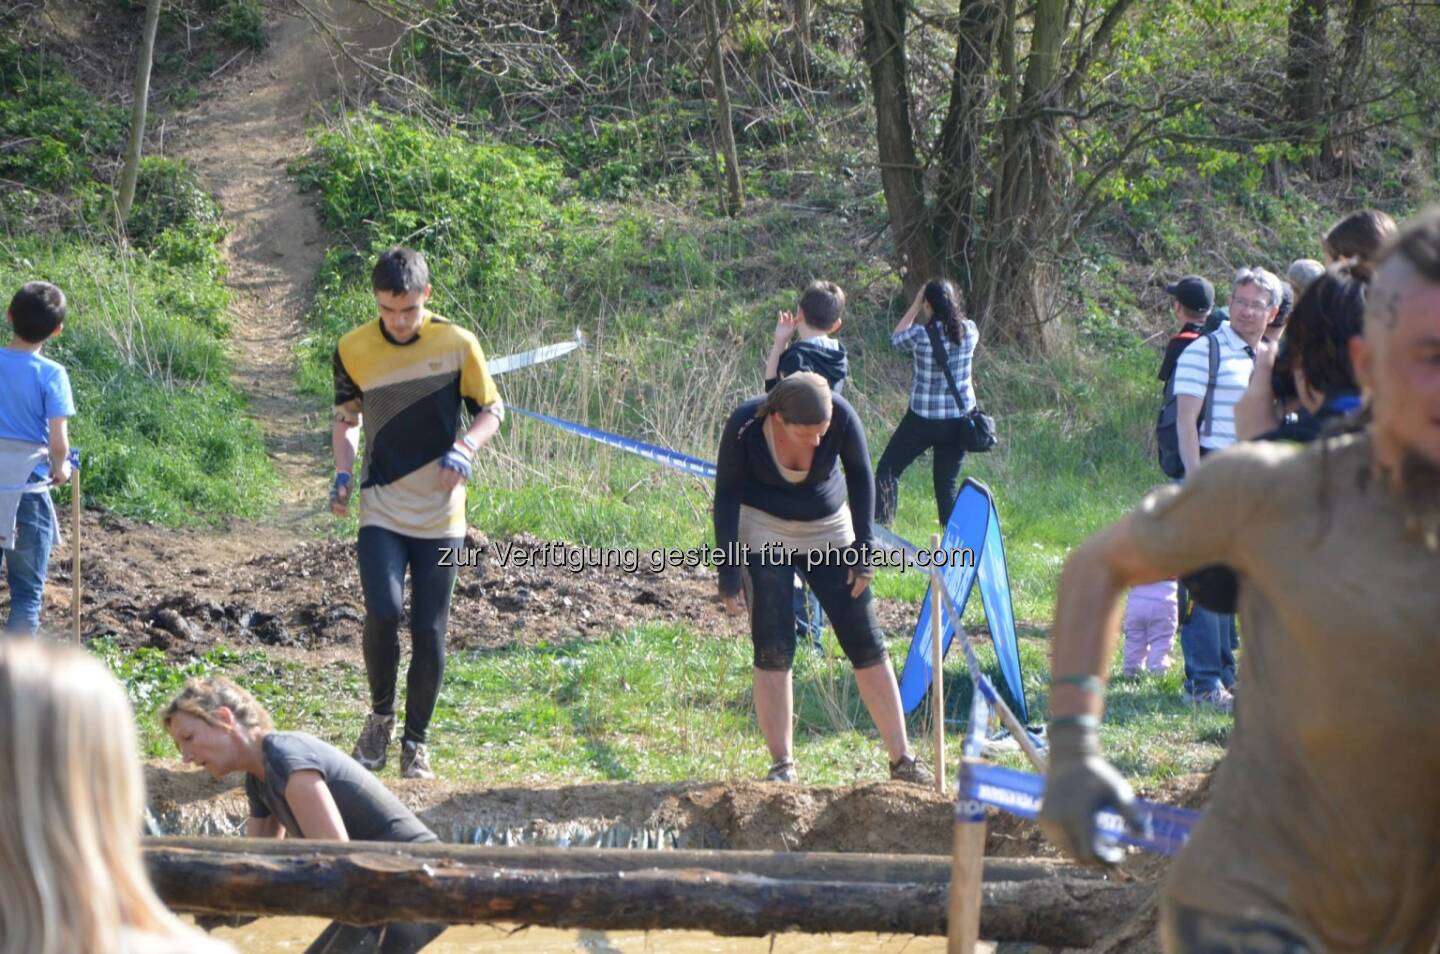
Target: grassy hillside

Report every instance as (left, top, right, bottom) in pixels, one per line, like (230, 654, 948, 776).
(0, 34, 275, 523)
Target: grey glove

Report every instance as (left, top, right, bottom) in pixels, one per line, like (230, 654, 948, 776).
(1037, 718, 1146, 865)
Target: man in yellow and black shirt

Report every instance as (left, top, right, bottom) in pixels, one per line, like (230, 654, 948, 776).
(330, 247, 502, 780)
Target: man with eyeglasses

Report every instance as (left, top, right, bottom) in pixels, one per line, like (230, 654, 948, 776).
(1169, 266, 1280, 712)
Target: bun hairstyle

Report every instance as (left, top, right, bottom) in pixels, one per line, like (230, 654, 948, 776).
(922, 279, 964, 345)
(757, 371, 832, 426)
(162, 675, 275, 734)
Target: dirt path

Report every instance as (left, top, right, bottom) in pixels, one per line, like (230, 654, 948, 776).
(174, 0, 397, 533)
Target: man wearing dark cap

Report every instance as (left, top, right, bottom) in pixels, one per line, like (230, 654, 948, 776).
(1157, 276, 1214, 385)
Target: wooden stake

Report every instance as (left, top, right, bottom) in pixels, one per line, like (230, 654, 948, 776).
(947, 759, 987, 953)
(70, 467, 80, 643)
(929, 537, 945, 794)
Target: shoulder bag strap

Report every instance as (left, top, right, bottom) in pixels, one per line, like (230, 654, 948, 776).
(925, 321, 970, 415)
(1200, 330, 1221, 439)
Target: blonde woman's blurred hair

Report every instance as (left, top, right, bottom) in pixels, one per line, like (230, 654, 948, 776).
(0, 640, 216, 954)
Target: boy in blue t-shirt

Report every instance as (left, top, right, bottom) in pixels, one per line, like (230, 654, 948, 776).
(0, 282, 75, 634)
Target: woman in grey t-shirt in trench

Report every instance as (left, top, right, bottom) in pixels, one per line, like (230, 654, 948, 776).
(164, 676, 445, 954)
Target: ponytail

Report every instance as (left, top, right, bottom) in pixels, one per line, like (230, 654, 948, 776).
(923, 279, 964, 345)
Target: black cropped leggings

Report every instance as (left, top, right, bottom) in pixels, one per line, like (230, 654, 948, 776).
(357, 527, 462, 745)
(745, 548, 888, 672)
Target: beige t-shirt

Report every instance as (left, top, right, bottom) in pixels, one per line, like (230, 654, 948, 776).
(1127, 433, 1440, 952)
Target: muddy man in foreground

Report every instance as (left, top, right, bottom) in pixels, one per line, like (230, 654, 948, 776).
(1040, 207, 1440, 953)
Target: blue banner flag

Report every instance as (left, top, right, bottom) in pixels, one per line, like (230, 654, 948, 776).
(898, 479, 1029, 724)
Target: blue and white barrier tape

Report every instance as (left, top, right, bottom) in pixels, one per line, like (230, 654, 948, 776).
(957, 761, 1199, 857)
(508, 407, 718, 480)
(508, 407, 930, 557)
(489, 331, 586, 377)
(0, 449, 81, 494)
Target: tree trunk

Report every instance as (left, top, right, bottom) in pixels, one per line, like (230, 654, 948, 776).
(117, 0, 163, 226)
(935, 0, 1004, 299)
(973, 0, 1068, 351)
(861, 0, 936, 294)
(794, 0, 812, 67)
(1285, 0, 1329, 139)
(702, 0, 744, 216)
(1323, 0, 1376, 172)
(144, 839, 1147, 946)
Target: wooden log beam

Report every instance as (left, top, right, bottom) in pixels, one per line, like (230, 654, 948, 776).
(145, 840, 1146, 946)
(146, 836, 1101, 885)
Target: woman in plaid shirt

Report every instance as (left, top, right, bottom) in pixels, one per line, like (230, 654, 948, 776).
(875, 279, 979, 526)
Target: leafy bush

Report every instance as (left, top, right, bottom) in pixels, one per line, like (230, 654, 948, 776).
(294, 108, 562, 299)
(125, 157, 228, 287)
(0, 42, 126, 193)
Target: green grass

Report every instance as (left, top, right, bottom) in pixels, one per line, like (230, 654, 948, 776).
(105, 623, 1226, 791)
(0, 236, 277, 523)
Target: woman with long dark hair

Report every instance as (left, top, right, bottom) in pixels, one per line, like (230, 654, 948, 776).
(875, 279, 980, 526)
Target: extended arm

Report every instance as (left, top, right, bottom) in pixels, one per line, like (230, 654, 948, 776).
(283, 770, 349, 841)
(47, 416, 71, 485)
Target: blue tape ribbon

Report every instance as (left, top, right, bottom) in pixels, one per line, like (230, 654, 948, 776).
(958, 761, 1198, 856)
(509, 408, 931, 559)
(509, 407, 718, 480)
(0, 449, 80, 494)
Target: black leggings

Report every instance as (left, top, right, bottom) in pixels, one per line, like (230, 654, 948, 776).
(746, 549, 887, 671)
(357, 527, 462, 745)
(874, 409, 968, 526)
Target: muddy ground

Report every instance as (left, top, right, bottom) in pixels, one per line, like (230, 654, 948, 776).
(20, 508, 1191, 952)
(36, 510, 930, 661)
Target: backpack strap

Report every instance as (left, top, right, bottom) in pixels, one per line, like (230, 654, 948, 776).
(924, 321, 970, 415)
(1200, 330, 1221, 439)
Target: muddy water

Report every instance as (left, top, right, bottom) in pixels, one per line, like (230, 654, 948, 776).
(204, 918, 985, 952)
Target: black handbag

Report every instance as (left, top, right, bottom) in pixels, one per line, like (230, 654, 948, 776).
(925, 322, 997, 453)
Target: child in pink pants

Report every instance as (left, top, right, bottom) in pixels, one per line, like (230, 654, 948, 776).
(1122, 580, 1178, 677)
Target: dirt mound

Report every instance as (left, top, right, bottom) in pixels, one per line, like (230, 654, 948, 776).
(147, 760, 957, 854)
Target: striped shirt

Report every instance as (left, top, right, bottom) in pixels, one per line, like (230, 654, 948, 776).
(892, 321, 978, 420)
(1171, 323, 1255, 451)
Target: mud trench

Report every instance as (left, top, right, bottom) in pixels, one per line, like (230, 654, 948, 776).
(147, 764, 1160, 953)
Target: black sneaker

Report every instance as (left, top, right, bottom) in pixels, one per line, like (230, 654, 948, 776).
(400, 740, 434, 780)
(351, 712, 395, 771)
(889, 753, 935, 786)
(764, 758, 797, 783)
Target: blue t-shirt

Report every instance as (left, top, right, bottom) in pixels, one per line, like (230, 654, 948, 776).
(0, 348, 75, 479)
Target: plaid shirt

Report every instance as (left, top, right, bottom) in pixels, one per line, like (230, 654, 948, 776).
(892, 321, 978, 419)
